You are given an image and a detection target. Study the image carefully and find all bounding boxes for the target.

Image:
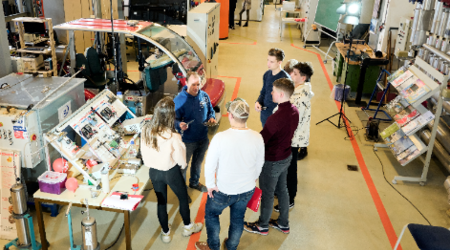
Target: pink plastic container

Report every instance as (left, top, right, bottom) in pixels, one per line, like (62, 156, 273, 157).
(38, 171, 67, 195)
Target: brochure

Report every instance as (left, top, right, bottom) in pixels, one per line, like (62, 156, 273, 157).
(387, 66, 406, 82)
(380, 123, 401, 140)
(400, 78, 431, 104)
(402, 111, 435, 135)
(391, 70, 414, 88)
(389, 136, 415, 155)
(394, 106, 420, 126)
(399, 149, 421, 166)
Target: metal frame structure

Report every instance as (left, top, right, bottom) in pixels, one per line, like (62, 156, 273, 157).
(303, 22, 336, 64)
(375, 44, 447, 185)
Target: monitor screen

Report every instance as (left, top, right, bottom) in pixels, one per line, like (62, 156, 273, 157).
(23, 22, 46, 34)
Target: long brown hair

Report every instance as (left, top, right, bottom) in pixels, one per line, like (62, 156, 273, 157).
(142, 97, 177, 150)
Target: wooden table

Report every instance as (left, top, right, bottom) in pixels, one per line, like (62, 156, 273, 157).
(33, 166, 150, 250)
(334, 42, 388, 105)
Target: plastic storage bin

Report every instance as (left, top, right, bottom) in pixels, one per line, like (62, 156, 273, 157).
(38, 171, 67, 195)
(334, 84, 351, 102)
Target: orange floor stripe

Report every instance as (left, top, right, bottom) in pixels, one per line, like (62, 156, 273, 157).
(217, 76, 242, 117)
(291, 43, 402, 250)
(187, 193, 208, 250)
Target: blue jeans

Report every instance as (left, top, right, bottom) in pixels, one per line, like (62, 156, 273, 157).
(258, 155, 291, 228)
(183, 138, 209, 186)
(205, 189, 255, 250)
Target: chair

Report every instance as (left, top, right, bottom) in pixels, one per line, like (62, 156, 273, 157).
(394, 223, 450, 250)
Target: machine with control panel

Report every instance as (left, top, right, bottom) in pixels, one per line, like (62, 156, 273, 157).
(0, 73, 86, 170)
(187, 3, 220, 79)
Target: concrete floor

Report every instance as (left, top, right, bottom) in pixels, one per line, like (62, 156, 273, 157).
(3, 4, 450, 250)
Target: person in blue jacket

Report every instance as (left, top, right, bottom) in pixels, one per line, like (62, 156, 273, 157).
(255, 48, 290, 127)
(174, 71, 216, 193)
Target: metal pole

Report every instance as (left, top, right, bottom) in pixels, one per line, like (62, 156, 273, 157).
(111, 0, 118, 91)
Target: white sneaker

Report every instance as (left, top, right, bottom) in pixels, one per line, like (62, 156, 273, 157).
(182, 222, 203, 237)
(161, 227, 171, 243)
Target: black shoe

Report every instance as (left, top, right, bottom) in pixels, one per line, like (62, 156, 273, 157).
(236, 21, 242, 26)
(297, 147, 308, 160)
(189, 183, 208, 192)
(188, 195, 192, 204)
(243, 221, 269, 235)
(269, 219, 290, 234)
(274, 202, 295, 213)
(243, 22, 248, 27)
(229, 25, 235, 30)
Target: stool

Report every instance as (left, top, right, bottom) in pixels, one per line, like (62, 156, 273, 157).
(394, 223, 450, 250)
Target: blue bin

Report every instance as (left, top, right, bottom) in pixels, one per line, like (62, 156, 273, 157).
(334, 84, 351, 102)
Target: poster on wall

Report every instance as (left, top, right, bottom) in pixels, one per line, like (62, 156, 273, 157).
(0, 149, 20, 240)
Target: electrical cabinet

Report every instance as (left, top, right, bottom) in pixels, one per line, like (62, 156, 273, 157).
(300, 0, 319, 44)
(0, 74, 86, 169)
(395, 17, 413, 58)
(187, 3, 220, 78)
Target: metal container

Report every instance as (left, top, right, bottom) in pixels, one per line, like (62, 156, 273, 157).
(10, 183, 27, 214)
(10, 183, 31, 247)
(124, 89, 161, 116)
(431, 0, 443, 33)
(439, 9, 450, 37)
(81, 216, 99, 250)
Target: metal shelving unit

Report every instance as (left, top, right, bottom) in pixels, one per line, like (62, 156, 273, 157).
(13, 17, 58, 77)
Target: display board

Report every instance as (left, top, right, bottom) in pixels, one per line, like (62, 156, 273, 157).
(314, 0, 341, 31)
(0, 150, 20, 240)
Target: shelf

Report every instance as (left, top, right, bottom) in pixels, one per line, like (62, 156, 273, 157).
(17, 48, 51, 55)
(406, 65, 441, 109)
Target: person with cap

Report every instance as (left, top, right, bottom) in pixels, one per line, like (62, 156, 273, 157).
(174, 71, 216, 194)
(195, 98, 265, 250)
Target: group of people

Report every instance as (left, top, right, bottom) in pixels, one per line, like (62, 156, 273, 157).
(140, 47, 314, 250)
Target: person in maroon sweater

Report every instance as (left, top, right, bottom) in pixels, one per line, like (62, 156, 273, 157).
(244, 78, 299, 235)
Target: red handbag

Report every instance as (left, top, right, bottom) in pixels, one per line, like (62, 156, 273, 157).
(247, 187, 262, 212)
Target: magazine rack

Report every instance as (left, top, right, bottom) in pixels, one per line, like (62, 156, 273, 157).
(374, 54, 446, 186)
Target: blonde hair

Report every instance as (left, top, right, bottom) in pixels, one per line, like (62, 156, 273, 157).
(141, 97, 177, 150)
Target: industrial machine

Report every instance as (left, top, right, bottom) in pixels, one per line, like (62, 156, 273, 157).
(0, 74, 86, 171)
(187, 3, 220, 78)
(53, 18, 225, 117)
(123, 90, 157, 116)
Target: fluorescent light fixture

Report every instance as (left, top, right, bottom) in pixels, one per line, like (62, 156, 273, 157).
(347, 2, 361, 16)
(339, 15, 360, 25)
(336, 4, 347, 14)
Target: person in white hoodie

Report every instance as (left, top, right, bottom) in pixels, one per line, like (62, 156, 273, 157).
(273, 61, 314, 211)
(141, 97, 203, 244)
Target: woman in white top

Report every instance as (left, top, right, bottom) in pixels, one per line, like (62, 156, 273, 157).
(141, 97, 203, 243)
(274, 61, 314, 211)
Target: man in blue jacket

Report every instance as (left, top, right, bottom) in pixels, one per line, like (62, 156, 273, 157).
(175, 71, 216, 193)
(255, 48, 290, 127)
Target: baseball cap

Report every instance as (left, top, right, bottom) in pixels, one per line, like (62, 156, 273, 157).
(226, 97, 250, 119)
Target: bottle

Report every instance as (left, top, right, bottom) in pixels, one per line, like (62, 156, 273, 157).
(117, 91, 123, 103)
(129, 140, 137, 158)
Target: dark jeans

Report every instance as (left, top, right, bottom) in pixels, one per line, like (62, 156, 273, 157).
(287, 147, 299, 204)
(150, 166, 191, 233)
(205, 189, 255, 250)
(258, 155, 291, 228)
(229, 0, 237, 27)
(182, 138, 209, 186)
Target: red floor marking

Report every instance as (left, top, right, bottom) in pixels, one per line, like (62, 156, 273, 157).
(219, 41, 257, 45)
(217, 76, 242, 117)
(187, 193, 208, 250)
(291, 43, 402, 250)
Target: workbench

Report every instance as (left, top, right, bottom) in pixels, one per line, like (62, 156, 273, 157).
(334, 42, 388, 103)
(33, 165, 150, 250)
